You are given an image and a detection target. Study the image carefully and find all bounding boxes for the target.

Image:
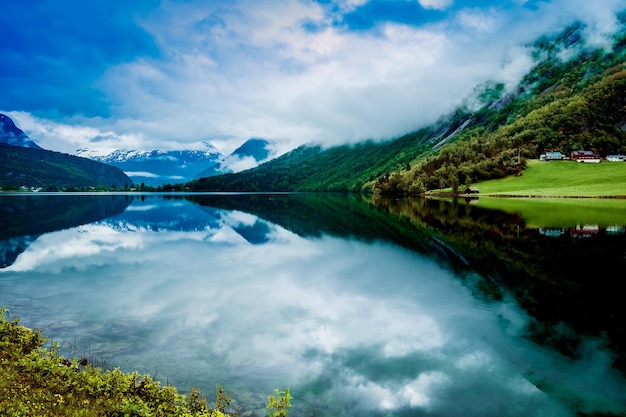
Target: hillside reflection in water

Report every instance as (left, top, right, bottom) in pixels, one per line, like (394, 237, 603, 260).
(1, 193, 625, 417)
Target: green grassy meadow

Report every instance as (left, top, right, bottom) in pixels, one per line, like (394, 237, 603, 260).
(475, 159, 626, 197)
(467, 159, 626, 227)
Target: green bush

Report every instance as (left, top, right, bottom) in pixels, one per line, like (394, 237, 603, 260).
(267, 388, 292, 417)
(0, 307, 247, 417)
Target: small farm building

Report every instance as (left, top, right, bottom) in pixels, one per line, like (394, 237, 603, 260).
(540, 151, 565, 161)
(571, 150, 601, 163)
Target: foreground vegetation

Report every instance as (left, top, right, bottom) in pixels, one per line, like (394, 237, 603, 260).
(0, 308, 291, 417)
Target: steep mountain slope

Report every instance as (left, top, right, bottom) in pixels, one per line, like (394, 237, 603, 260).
(0, 113, 42, 149)
(194, 138, 271, 179)
(373, 21, 626, 195)
(190, 18, 626, 193)
(191, 127, 439, 192)
(230, 138, 271, 161)
(0, 143, 133, 189)
(0, 114, 133, 190)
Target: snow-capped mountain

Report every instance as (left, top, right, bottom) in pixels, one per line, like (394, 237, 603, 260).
(78, 138, 273, 187)
(77, 144, 223, 186)
(1, 112, 272, 187)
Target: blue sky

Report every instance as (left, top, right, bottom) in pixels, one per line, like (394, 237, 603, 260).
(1, 0, 625, 156)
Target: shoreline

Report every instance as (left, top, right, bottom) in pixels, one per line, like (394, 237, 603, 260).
(425, 192, 626, 199)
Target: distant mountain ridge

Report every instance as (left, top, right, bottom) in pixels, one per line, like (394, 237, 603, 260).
(78, 138, 271, 186)
(76, 145, 223, 187)
(0, 142, 133, 189)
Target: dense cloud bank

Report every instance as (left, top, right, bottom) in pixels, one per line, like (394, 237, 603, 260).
(1, 0, 625, 156)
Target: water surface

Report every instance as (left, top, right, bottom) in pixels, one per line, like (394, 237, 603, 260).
(1, 193, 625, 417)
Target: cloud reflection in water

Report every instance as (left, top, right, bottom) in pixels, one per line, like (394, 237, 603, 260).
(2, 203, 625, 417)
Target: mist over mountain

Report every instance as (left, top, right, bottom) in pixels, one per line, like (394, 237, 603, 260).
(0, 114, 132, 190)
(194, 138, 272, 179)
(2, 109, 272, 188)
(77, 138, 272, 186)
(5, 11, 626, 194)
(77, 145, 222, 187)
(190, 18, 626, 193)
(0, 113, 42, 149)
(230, 138, 271, 161)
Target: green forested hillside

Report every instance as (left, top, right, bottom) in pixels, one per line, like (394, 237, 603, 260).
(0, 143, 133, 190)
(188, 20, 626, 194)
(192, 129, 432, 192)
(375, 65, 626, 195)
(189, 105, 475, 192)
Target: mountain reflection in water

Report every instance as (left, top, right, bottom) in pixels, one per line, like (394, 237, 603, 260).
(0, 193, 131, 267)
(1, 193, 625, 417)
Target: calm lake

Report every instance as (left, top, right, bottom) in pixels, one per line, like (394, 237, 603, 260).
(1, 192, 626, 417)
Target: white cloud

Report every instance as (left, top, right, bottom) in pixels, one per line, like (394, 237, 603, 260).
(223, 210, 260, 227)
(124, 171, 160, 178)
(93, 1, 538, 150)
(333, 0, 370, 13)
(418, 0, 454, 11)
(220, 155, 264, 172)
(401, 372, 450, 408)
(3, 111, 148, 155)
(456, 8, 501, 33)
(5, 0, 626, 157)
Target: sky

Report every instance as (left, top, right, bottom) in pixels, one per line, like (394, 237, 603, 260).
(1, 0, 625, 157)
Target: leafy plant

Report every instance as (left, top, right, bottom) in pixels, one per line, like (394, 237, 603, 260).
(267, 388, 292, 417)
(0, 307, 245, 417)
